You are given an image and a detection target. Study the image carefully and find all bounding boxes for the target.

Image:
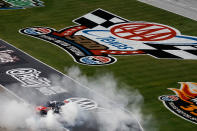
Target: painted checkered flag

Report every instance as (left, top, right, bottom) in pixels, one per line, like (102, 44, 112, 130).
(143, 43, 197, 59)
(73, 9, 129, 28)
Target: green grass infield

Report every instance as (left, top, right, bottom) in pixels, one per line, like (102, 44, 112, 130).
(0, 0, 197, 130)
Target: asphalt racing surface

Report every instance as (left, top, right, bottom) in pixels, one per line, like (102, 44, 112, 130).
(0, 40, 142, 131)
(138, 0, 197, 21)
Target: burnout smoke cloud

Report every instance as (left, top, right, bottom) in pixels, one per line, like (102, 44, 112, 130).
(0, 66, 157, 131)
(65, 66, 157, 131)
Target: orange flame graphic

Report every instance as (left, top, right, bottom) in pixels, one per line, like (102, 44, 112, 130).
(168, 82, 197, 115)
(169, 82, 197, 104)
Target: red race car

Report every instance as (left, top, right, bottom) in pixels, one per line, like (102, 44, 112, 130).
(36, 98, 98, 116)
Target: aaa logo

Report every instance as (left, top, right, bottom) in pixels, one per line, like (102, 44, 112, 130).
(0, 0, 44, 9)
(159, 82, 197, 124)
(20, 9, 197, 65)
(110, 23, 177, 41)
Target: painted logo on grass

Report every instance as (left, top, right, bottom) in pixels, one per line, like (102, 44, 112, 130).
(0, 0, 44, 9)
(20, 9, 197, 65)
(110, 23, 177, 41)
(159, 82, 197, 124)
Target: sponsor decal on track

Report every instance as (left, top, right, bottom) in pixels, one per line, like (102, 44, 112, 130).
(159, 82, 197, 124)
(0, 45, 27, 66)
(0, 0, 44, 9)
(65, 97, 99, 110)
(6, 68, 67, 95)
(20, 9, 197, 65)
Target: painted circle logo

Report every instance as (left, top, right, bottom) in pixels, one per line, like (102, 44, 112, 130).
(80, 56, 113, 65)
(160, 95, 179, 101)
(110, 23, 177, 41)
(23, 27, 52, 35)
